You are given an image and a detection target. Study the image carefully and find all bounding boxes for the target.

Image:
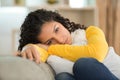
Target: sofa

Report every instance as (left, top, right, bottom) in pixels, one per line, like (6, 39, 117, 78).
(0, 55, 55, 80)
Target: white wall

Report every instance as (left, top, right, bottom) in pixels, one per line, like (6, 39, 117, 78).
(0, 0, 96, 55)
(0, 7, 28, 55)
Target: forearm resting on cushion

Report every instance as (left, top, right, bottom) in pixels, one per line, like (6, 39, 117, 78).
(48, 26, 108, 62)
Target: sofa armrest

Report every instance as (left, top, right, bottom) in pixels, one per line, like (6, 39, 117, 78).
(0, 56, 55, 80)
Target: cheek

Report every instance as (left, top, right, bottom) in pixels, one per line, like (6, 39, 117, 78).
(61, 29, 70, 37)
(65, 29, 70, 35)
(37, 33, 48, 43)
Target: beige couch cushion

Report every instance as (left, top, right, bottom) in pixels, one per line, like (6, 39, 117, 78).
(0, 56, 55, 80)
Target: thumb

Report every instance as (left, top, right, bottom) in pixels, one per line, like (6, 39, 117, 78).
(14, 51, 21, 56)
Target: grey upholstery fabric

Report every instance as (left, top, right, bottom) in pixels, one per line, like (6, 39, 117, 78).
(0, 56, 55, 80)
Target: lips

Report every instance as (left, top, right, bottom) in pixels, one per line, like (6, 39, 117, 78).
(65, 37, 72, 44)
(64, 38, 69, 44)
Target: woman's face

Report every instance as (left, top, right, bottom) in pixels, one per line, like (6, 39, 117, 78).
(37, 21, 72, 45)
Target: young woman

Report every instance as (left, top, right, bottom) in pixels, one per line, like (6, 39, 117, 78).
(18, 9, 119, 80)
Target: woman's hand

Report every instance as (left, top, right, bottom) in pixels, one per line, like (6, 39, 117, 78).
(20, 44, 41, 64)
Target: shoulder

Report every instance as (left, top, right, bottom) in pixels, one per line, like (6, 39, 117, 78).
(86, 26, 102, 32)
(86, 26, 104, 35)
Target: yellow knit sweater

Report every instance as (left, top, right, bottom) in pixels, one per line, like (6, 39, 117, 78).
(48, 26, 108, 62)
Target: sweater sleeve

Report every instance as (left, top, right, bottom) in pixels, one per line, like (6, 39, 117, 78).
(48, 26, 108, 62)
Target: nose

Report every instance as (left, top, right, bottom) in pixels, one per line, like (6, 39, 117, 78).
(53, 35, 64, 44)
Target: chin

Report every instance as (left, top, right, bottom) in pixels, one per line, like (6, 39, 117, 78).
(68, 41, 72, 45)
(69, 42, 72, 45)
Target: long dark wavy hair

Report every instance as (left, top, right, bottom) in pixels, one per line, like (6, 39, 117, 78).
(18, 9, 87, 51)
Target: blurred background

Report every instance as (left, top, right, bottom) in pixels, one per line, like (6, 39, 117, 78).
(0, 0, 120, 56)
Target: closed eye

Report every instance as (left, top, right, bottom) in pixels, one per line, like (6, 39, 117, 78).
(46, 40, 52, 45)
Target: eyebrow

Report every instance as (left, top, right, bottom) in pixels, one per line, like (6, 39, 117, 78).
(43, 24, 56, 44)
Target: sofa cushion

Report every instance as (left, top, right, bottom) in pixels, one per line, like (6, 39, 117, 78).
(0, 56, 55, 80)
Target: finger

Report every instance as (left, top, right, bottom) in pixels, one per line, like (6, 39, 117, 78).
(25, 49, 33, 61)
(21, 52, 27, 58)
(33, 49, 40, 64)
(14, 51, 19, 56)
(31, 47, 41, 64)
(15, 51, 21, 56)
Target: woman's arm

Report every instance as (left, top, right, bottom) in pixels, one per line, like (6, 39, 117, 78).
(48, 26, 108, 62)
(18, 43, 49, 63)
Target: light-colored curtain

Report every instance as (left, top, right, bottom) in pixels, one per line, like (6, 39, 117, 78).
(114, 0, 120, 55)
(96, 0, 120, 55)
